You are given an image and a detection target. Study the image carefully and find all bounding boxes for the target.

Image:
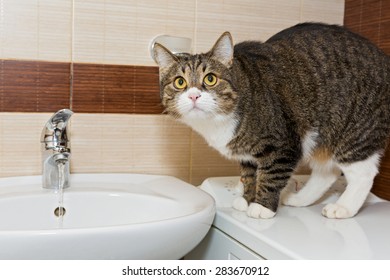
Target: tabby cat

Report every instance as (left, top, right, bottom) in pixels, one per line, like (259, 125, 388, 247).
(153, 22, 390, 219)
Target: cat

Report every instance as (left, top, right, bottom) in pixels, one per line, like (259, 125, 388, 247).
(153, 22, 390, 219)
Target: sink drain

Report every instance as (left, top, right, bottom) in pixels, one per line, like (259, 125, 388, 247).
(54, 206, 66, 217)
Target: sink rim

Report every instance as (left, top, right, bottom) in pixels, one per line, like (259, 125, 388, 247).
(0, 173, 216, 234)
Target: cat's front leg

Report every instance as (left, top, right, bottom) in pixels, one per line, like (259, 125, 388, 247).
(247, 152, 298, 219)
(245, 168, 280, 219)
(232, 161, 257, 212)
(246, 174, 286, 219)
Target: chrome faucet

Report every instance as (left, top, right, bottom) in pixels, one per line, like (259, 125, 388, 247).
(41, 109, 74, 190)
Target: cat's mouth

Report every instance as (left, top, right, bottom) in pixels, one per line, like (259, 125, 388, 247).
(186, 106, 206, 115)
(190, 104, 205, 111)
(182, 104, 210, 119)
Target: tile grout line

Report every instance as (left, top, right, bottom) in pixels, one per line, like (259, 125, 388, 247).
(69, 0, 75, 111)
(36, 1, 40, 112)
(193, 0, 198, 53)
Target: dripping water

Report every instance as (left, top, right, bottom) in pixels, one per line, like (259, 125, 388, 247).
(56, 160, 66, 227)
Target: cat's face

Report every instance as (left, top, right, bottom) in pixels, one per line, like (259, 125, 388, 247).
(153, 32, 238, 122)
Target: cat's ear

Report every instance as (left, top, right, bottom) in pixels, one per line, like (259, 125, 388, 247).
(210, 32, 234, 67)
(153, 43, 178, 71)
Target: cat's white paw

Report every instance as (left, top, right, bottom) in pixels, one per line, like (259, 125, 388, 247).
(322, 203, 353, 219)
(232, 196, 248, 211)
(246, 203, 276, 219)
(281, 193, 305, 207)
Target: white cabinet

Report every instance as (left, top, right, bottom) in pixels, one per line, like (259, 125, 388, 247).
(185, 227, 264, 260)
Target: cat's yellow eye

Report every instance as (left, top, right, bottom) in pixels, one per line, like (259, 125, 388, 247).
(174, 77, 187, 90)
(203, 73, 218, 87)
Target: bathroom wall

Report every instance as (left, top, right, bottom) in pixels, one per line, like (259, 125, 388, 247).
(0, 0, 344, 185)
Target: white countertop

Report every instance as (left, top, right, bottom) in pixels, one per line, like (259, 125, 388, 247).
(200, 176, 390, 259)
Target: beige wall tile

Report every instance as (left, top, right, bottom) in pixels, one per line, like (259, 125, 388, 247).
(194, 0, 345, 53)
(70, 114, 192, 182)
(103, 1, 137, 65)
(38, 0, 73, 61)
(0, 0, 344, 64)
(195, 0, 302, 53)
(73, 0, 105, 63)
(73, 0, 196, 65)
(1, 0, 39, 60)
(1, 0, 72, 61)
(73, 0, 139, 64)
(301, 0, 345, 24)
(0, 113, 51, 177)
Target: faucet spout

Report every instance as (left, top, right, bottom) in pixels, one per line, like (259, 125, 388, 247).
(41, 109, 73, 151)
(41, 109, 74, 190)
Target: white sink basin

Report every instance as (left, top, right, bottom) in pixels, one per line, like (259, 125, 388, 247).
(0, 173, 215, 259)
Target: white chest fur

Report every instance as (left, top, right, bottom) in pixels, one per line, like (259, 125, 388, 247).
(183, 114, 236, 157)
(182, 115, 254, 162)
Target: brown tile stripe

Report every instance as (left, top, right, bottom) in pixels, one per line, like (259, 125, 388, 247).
(373, 146, 390, 201)
(72, 64, 163, 114)
(0, 59, 163, 114)
(0, 60, 71, 112)
(344, 0, 390, 55)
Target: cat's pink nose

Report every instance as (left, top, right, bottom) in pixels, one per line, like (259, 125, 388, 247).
(188, 92, 201, 102)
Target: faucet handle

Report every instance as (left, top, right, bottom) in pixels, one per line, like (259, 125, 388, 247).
(41, 109, 74, 150)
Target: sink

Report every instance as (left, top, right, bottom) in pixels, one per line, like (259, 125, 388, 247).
(0, 173, 215, 259)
